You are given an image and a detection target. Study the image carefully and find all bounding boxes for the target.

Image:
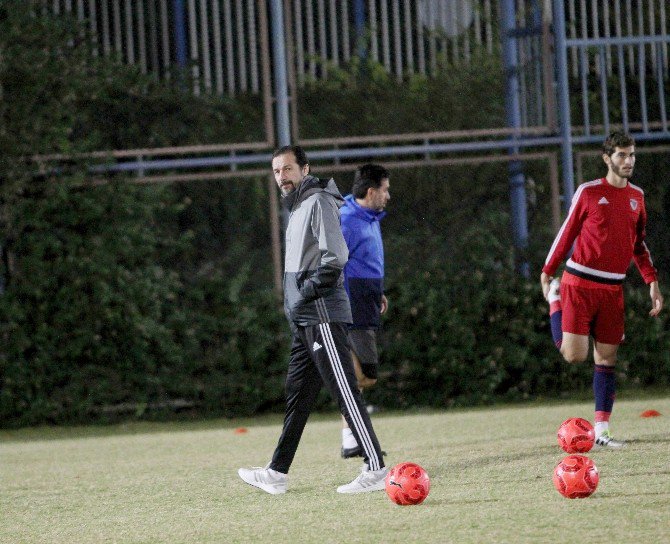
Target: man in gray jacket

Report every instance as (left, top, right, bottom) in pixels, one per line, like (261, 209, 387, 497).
(238, 145, 388, 494)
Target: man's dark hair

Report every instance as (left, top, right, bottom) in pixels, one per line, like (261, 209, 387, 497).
(352, 164, 390, 199)
(272, 145, 309, 168)
(602, 131, 635, 156)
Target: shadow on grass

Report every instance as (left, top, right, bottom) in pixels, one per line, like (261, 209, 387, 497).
(447, 447, 558, 472)
(0, 413, 288, 443)
(426, 497, 501, 506)
(626, 436, 670, 445)
(613, 469, 670, 478)
(593, 490, 670, 500)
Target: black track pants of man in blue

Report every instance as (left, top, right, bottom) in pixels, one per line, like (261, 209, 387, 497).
(269, 321, 385, 474)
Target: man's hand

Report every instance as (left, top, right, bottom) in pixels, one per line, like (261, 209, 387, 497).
(649, 281, 664, 317)
(380, 294, 388, 315)
(540, 272, 553, 301)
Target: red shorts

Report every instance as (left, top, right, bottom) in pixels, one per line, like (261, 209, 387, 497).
(560, 282, 625, 345)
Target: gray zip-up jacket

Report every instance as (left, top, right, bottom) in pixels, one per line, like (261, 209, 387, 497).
(282, 175, 353, 328)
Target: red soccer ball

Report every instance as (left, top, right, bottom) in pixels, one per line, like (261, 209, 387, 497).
(557, 417, 595, 453)
(553, 455, 599, 499)
(385, 462, 431, 505)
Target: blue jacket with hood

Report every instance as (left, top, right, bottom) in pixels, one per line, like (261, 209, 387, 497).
(340, 194, 386, 329)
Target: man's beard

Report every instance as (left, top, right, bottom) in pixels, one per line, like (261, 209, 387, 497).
(612, 163, 634, 178)
(280, 182, 296, 195)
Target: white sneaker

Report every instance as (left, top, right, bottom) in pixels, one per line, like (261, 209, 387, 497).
(337, 467, 389, 494)
(595, 430, 625, 449)
(548, 278, 561, 304)
(238, 466, 288, 495)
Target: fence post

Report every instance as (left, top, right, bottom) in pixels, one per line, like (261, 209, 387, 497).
(172, 0, 187, 69)
(501, 0, 529, 277)
(270, 0, 291, 146)
(552, 0, 575, 211)
(354, 0, 367, 60)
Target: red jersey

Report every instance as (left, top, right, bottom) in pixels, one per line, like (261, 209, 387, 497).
(543, 178, 657, 288)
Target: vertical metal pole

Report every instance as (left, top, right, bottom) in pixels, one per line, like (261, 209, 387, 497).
(283, 0, 300, 144)
(160, 0, 171, 79)
(223, 0, 235, 94)
(212, 0, 224, 94)
(236, 0, 248, 92)
(124, 0, 135, 64)
(501, 0, 529, 277)
(248, 0, 260, 93)
(258, 0, 281, 295)
(329, 0, 339, 67)
(553, 0, 575, 211)
(187, 0, 200, 95)
(270, 0, 291, 147)
(270, 0, 292, 296)
(137, 0, 147, 74)
(259, 0, 274, 146)
(354, 0, 366, 59)
(198, 0, 212, 92)
(541, 0, 556, 130)
(549, 153, 561, 234)
(172, 0, 187, 68)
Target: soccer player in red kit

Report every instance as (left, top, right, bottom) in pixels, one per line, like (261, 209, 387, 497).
(540, 131, 664, 448)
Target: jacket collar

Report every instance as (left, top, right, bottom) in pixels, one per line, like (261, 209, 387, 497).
(344, 194, 387, 222)
(282, 175, 344, 211)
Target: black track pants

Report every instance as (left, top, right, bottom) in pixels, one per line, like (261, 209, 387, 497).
(269, 322, 385, 474)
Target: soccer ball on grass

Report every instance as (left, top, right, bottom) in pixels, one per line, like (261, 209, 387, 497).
(557, 417, 595, 453)
(553, 454, 599, 499)
(385, 462, 430, 505)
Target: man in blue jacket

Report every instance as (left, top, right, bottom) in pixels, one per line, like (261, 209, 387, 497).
(339, 164, 391, 458)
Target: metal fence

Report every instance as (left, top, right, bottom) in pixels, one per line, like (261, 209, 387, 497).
(41, 0, 508, 96)
(563, 0, 669, 138)
(43, 1, 670, 95)
(32, 0, 670, 287)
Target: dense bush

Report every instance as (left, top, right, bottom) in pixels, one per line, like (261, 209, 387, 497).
(1, 3, 668, 427)
(298, 54, 506, 138)
(0, 180, 193, 424)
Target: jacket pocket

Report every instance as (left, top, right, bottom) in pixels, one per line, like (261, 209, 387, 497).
(284, 272, 306, 319)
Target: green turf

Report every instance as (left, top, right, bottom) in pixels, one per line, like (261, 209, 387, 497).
(1, 396, 669, 543)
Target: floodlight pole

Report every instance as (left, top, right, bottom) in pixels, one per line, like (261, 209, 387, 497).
(269, 0, 293, 295)
(269, 0, 291, 147)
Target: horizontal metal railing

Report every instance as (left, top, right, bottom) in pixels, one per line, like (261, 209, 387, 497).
(33, 0, 670, 182)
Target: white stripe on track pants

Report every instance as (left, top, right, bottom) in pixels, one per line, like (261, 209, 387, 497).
(269, 322, 385, 473)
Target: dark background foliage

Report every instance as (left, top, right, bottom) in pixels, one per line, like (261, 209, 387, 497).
(0, 4, 668, 427)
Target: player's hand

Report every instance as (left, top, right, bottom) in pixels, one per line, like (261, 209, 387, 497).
(540, 272, 552, 301)
(649, 281, 663, 317)
(380, 294, 388, 315)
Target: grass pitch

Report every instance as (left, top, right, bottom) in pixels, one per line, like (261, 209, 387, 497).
(1, 395, 669, 544)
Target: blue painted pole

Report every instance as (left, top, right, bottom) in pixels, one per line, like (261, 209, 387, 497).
(172, 0, 187, 69)
(552, 0, 575, 211)
(501, 0, 529, 277)
(353, 0, 367, 60)
(269, 0, 291, 146)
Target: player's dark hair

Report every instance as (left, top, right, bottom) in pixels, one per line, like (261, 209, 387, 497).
(602, 131, 635, 156)
(272, 145, 309, 168)
(352, 164, 390, 199)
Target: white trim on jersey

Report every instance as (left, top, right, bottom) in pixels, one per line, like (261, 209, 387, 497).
(544, 179, 602, 266)
(641, 241, 654, 265)
(566, 258, 627, 280)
